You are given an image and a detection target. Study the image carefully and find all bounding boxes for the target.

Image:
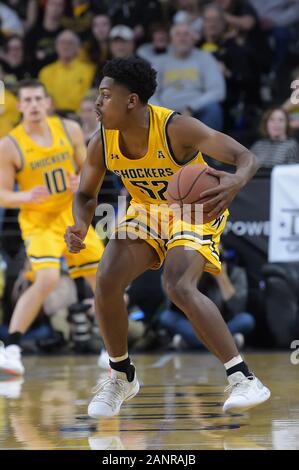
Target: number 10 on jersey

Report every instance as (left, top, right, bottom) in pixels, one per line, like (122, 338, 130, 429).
(44, 168, 67, 194)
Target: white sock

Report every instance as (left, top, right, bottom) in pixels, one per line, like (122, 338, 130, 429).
(224, 355, 243, 370)
(109, 352, 129, 363)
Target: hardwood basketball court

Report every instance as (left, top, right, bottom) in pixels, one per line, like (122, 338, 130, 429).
(0, 352, 298, 450)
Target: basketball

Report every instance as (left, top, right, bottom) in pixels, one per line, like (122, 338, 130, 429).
(166, 164, 219, 224)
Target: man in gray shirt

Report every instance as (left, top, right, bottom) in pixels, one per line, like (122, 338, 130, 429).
(249, 0, 299, 76)
(151, 23, 226, 130)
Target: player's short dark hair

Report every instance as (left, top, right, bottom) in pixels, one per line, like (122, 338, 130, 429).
(102, 57, 157, 104)
(18, 79, 48, 97)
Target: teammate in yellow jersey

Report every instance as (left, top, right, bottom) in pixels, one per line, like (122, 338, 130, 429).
(0, 79, 104, 375)
(65, 57, 270, 418)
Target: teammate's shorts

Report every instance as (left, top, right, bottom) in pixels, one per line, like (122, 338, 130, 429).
(114, 203, 229, 274)
(19, 205, 104, 278)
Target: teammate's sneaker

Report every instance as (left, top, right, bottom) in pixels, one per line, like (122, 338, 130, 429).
(0, 343, 24, 375)
(0, 377, 24, 399)
(223, 371, 271, 413)
(88, 368, 140, 418)
(88, 436, 125, 450)
(97, 349, 110, 370)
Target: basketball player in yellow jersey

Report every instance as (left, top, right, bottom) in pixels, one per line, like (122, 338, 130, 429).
(0, 79, 104, 375)
(65, 57, 270, 418)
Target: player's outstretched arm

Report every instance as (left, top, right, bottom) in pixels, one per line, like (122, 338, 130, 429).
(0, 137, 49, 208)
(63, 119, 87, 193)
(168, 115, 260, 220)
(63, 118, 87, 170)
(65, 130, 106, 253)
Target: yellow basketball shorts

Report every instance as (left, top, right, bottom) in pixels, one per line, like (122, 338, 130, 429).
(19, 205, 104, 278)
(114, 203, 229, 274)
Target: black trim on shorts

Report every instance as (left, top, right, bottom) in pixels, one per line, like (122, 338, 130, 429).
(118, 217, 168, 250)
(168, 231, 213, 242)
(167, 231, 219, 259)
(68, 260, 101, 270)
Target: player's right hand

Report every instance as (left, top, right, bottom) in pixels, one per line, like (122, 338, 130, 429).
(67, 172, 80, 193)
(24, 185, 50, 204)
(64, 224, 87, 253)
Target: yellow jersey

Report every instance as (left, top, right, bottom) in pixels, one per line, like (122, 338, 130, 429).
(9, 116, 76, 213)
(103, 104, 206, 205)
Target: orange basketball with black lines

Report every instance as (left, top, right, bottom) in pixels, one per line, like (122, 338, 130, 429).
(166, 164, 219, 224)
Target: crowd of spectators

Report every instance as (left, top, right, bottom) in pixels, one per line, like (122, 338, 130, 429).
(0, 0, 298, 140)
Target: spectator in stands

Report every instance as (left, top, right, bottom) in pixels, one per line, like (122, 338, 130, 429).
(137, 23, 169, 64)
(250, 107, 299, 168)
(86, 14, 111, 64)
(89, 23, 137, 88)
(39, 29, 95, 113)
(85, 14, 112, 86)
(90, 25, 136, 88)
(109, 25, 136, 60)
(249, 0, 299, 78)
(6, 0, 38, 33)
(152, 23, 225, 130)
(0, 1, 24, 37)
(199, 3, 228, 52)
(159, 246, 255, 350)
(282, 67, 299, 133)
(106, 0, 163, 43)
(215, 0, 258, 40)
(0, 67, 20, 138)
(215, 0, 270, 78)
(172, 0, 204, 41)
(0, 36, 30, 93)
(199, 4, 261, 128)
(61, 0, 93, 40)
(26, 0, 65, 76)
(79, 92, 99, 143)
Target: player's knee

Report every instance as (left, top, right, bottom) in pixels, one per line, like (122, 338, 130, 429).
(96, 266, 126, 300)
(34, 269, 60, 295)
(96, 271, 113, 297)
(168, 282, 193, 306)
(163, 269, 193, 306)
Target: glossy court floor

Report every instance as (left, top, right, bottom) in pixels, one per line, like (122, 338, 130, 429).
(0, 352, 298, 450)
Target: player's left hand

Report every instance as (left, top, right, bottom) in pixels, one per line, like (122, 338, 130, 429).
(200, 167, 243, 220)
(68, 172, 80, 193)
(64, 224, 87, 253)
